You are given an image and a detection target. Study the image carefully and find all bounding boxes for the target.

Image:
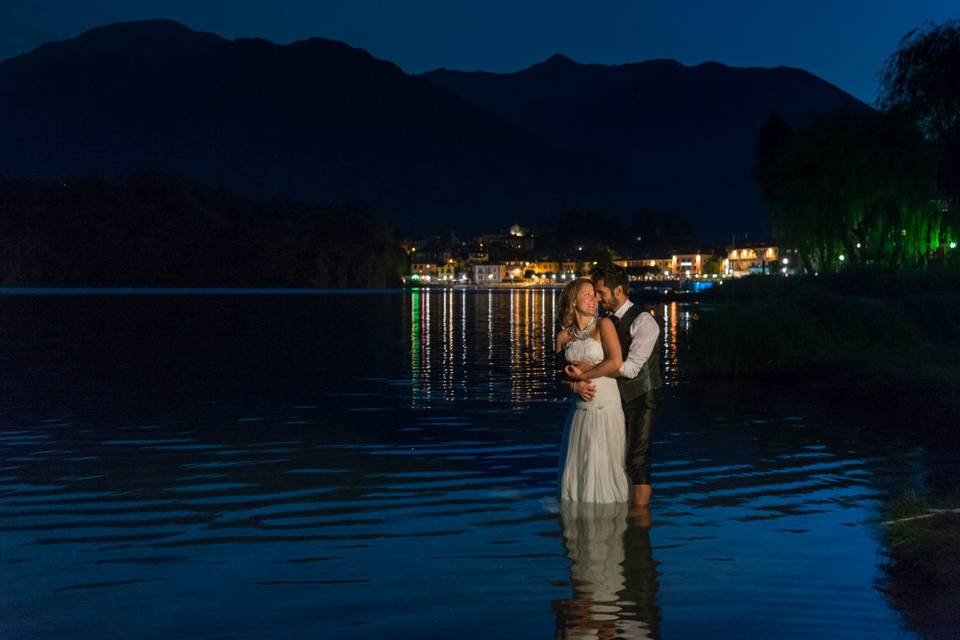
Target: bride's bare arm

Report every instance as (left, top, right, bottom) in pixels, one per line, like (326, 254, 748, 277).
(557, 331, 594, 374)
(555, 329, 573, 387)
(574, 318, 622, 380)
(555, 328, 572, 354)
(556, 329, 597, 400)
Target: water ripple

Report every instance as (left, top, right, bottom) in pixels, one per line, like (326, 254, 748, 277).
(0, 292, 939, 639)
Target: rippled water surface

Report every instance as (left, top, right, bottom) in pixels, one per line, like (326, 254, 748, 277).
(0, 289, 947, 638)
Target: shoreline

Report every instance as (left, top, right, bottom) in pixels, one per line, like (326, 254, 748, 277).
(0, 281, 709, 298)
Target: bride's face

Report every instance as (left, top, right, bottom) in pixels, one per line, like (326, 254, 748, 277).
(575, 283, 597, 316)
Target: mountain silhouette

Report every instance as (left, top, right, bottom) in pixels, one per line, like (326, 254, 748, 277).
(421, 56, 871, 241)
(0, 20, 597, 234)
(1, 20, 868, 240)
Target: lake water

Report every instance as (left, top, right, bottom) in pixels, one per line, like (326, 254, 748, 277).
(0, 289, 950, 638)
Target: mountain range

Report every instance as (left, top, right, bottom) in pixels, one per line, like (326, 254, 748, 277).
(0, 20, 870, 242)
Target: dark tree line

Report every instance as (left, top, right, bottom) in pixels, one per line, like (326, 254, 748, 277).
(0, 172, 408, 287)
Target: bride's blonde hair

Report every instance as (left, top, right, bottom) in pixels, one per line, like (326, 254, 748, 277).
(558, 278, 595, 329)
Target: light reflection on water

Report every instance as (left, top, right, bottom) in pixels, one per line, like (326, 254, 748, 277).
(405, 289, 687, 410)
(407, 287, 561, 408)
(0, 290, 940, 638)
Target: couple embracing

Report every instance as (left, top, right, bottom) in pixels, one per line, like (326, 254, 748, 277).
(555, 269, 662, 506)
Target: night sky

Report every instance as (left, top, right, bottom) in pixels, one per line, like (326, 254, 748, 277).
(2, 0, 957, 104)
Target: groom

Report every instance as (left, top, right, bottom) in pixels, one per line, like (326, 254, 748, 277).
(592, 268, 662, 507)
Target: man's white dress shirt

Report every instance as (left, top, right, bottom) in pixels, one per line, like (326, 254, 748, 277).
(612, 299, 660, 379)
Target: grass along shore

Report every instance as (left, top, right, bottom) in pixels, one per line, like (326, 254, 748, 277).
(684, 267, 960, 429)
(879, 490, 960, 638)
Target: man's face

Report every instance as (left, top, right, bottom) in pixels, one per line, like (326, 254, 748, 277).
(594, 279, 618, 310)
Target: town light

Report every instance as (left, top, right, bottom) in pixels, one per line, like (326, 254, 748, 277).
(951, 242, 958, 250)
(839, 254, 846, 262)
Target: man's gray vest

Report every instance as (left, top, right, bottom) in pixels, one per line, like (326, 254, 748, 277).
(615, 303, 662, 403)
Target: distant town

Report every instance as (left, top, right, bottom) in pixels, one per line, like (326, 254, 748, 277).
(402, 223, 795, 287)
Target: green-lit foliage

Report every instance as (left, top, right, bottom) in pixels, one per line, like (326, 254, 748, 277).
(754, 110, 952, 270)
(879, 17, 960, 244)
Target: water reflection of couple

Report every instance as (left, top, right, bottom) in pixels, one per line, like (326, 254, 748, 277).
(555, 270, 661, 506)
(553, 502, 660, 639)
(553, 270, 662, 637)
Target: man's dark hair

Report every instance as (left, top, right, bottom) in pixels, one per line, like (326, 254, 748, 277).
(593, 267, 629, 295)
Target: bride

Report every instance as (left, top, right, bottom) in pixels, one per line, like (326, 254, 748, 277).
(555, 278, 630, 503)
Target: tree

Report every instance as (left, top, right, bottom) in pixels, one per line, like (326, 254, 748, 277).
(702, 257, 724, 275)
(754, 111, 942, 270)
(0, 173, 408, 287)
(879, 19, 960, 201)
(587, 246, 617, 275)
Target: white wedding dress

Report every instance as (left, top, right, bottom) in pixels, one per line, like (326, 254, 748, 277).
(559, 335, 630, 503)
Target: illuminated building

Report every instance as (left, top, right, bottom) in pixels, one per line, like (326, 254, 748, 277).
(438, 261, 457, 281)
(726, 244, 780, 275)
(670, 253, 705, 278)
(473, 264, 506, 284)
(410, 261, 439, 279)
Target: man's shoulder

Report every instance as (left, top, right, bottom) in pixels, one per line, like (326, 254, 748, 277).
(619, 299, 640, 318)
(630, 308, 660, 332)
(622, 301, 648, 323)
